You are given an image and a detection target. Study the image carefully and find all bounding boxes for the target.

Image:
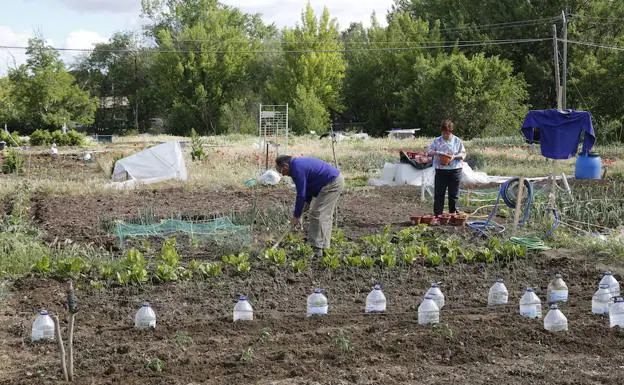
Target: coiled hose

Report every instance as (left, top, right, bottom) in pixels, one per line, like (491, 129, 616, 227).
(467, 178, 534, 238)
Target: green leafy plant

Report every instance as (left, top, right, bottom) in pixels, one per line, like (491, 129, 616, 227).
(330, 329, 352, 355)
(53, 256, 90, 279)
(321, 248, 341, 269)
(400, 246, 419, 265)
(380, 253, 396, 269)
(361, 255, 375, 268)
(240, 346, 254, 363)
(2, 148, 24, 174)
(259, 328, 272, 344)
(32, 255, 52, 275)
(344, 254, 363, 267)
(173, 331, 193, 350)
(426, 252, 442, 267)
(146, 357, 165, 372)
(190, 128, 207, 161)
(264, 248, 287, 266)
(290, 258, 308, 273)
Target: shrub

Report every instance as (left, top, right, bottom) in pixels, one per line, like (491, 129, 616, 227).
(29, 130, 52, 146)
(2, 148, 24, 174)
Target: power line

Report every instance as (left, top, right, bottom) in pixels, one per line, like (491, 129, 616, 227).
(561, 38, 624, 52)
(0, 37, 550, 55)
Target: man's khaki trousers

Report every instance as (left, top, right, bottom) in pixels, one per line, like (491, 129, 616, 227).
(307, 174, 345, 249)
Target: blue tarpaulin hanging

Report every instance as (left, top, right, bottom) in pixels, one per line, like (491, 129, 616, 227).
(521, 109, 595, 160)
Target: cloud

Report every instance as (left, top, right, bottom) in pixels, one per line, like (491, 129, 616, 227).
(221, 0, 393, 29)
(58, 0, 141, 14)
(0, 26, 31, 76)
(62, 30, 108, 67)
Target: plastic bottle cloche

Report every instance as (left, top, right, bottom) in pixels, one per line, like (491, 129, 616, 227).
(31, 309, 55, 342)
(307, 288, 328, 316)
(135, 302, 157, 329)
(365, 284, 387, 313)
(488, 278, 509, 306)
(233, 295, 254, 322)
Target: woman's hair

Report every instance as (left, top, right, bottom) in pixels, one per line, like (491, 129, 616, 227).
(441, 119, 454, 132)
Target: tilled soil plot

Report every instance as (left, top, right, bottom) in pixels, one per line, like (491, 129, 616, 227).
(30, 186, 428, 252)
(2, 252, 624, 384)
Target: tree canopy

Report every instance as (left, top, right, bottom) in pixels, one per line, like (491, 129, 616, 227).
(1, 0, 623, 141)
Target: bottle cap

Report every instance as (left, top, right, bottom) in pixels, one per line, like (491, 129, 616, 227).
(615, 297, 624, 303)
(526, 287, 533, 292)
(373, 284, 381, 290)
(604, 271, 612, 275)
(39, 310, 49, 315)
(555, 273, 562, 278)
(238, 295, 247, 301)
(431, 283, 438, 288)
(141, 302, 151, 307)
(314, 288, 323, 294)
(496, 278, 504, 283)
(549, 303, 559, 309)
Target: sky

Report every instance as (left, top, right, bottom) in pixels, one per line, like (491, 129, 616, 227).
(0, 0, 395, 75)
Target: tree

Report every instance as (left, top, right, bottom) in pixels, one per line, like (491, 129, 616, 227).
(8, 37, 97, 130)
(291, 85, 330, 133)
(404, 52, 528, 138)
(269, 2, 346, 132)
(342, 12, 439, 135)
(142, 0, 273, 135)
(0, 77, 17, 126)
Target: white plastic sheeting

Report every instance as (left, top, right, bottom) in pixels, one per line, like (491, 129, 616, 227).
(369, 163, 501, 187)
(112, 141, 187, 188)
(258, 169, 281, 185)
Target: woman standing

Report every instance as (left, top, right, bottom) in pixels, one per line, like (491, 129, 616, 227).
(428, 119, 466, 217)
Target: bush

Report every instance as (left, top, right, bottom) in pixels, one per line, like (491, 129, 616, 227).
(0, 131, 23, 147)
(66, 130, 86, 146)
(2, 148, 24, 174)
(28, 129, 86, 146)
(29, 130, 51, 146)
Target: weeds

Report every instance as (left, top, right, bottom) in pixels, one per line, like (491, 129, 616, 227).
(146, 357, 165, 372)
(330, 330, 352, 355)
(239, 347, 254, 363)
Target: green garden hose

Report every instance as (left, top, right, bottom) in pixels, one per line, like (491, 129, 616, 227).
(509, 236, 551, 250)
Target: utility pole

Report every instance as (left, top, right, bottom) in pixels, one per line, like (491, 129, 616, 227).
(552, 24, 562, 110)
(562, 10, 568, 110)
(134, 54, 139, 131)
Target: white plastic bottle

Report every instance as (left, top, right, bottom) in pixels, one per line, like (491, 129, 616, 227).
(609, 297, 624, 328)
(425, 283, 445, 309)
(307, 288, 328, 316)
(600, 271, 621, 297)
(135, 302, 157, 329)
(544, 303, 568, 332)
(519, 288, 542, 319)
(592, 283, 611, 315)
(418, 295, 440, 325)
(233, 295, 253, 321)
(488, 278, 509, 306)
(365, 284, 387, 313)
(31, 310, 55, 342)
(547, 273, 569, 303)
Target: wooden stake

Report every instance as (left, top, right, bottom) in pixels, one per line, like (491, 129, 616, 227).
(513, 177, 525, 233)
(52, 315, 69, 382)
(68, 314, 75, 381)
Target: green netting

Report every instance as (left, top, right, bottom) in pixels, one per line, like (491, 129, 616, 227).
(114, 217, 250, 248)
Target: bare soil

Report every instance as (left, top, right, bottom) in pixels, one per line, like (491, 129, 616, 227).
(2, 186, 624, 384)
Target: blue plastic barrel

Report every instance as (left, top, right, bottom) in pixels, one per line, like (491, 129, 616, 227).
(575, 153, 602, 179)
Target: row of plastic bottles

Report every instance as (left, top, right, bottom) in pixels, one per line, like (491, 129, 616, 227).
(31, 272, 624, 340)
